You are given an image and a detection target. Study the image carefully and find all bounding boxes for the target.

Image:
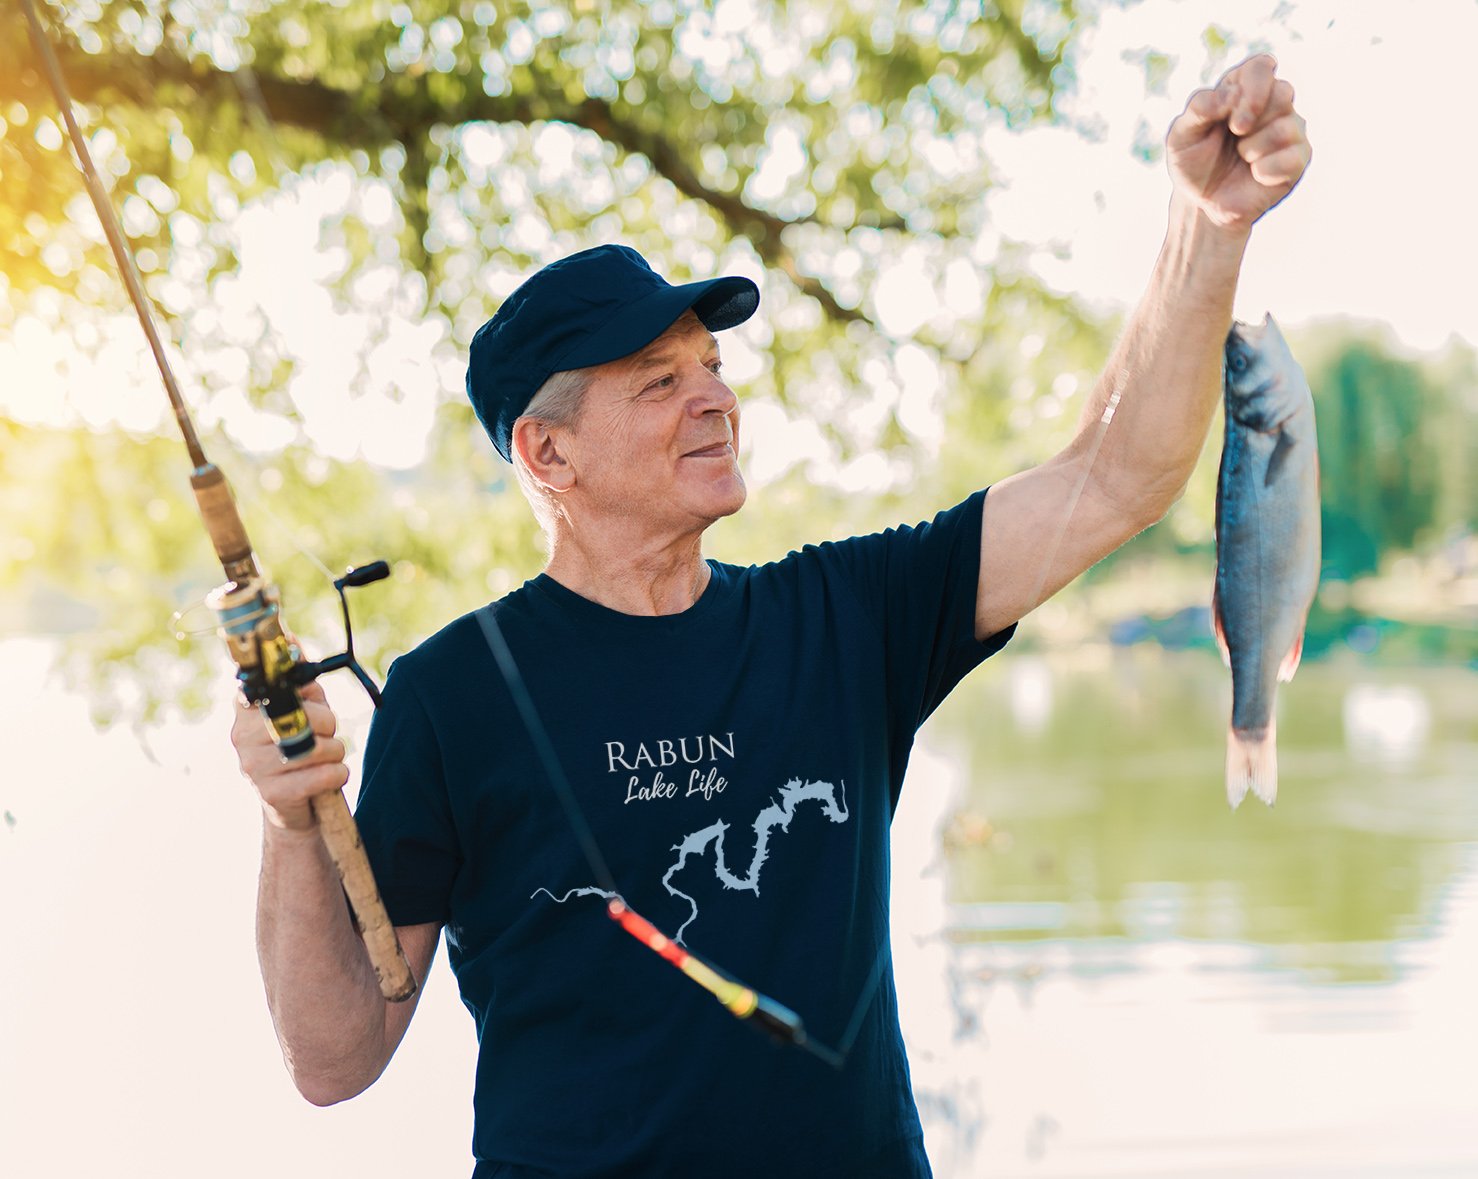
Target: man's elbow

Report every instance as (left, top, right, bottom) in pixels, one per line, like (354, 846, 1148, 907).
(1093, 468, 1185, 537)
(1138, 482, 1185, 530)
(289, 1057, 385, 1107)
(295, 1073, 371, 1107)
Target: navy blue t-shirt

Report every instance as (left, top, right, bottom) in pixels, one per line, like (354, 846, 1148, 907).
(354, 490, 1013, 1178)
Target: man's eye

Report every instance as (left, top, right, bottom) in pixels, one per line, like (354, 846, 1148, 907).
(708, 360, 723, 375)
(644, 375, 675, 393)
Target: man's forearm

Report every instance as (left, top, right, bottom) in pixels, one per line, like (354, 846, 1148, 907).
(1077, 196, 1250, 524)
(257, 821, 391, 1105)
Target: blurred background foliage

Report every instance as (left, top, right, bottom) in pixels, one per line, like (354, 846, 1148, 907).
(0, 0, 1473, 729)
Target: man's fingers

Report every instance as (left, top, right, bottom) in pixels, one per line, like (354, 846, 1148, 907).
(232, 680, 336, 735)
(1235, 113, 1307, 166)
(253, 758, 351, 826)
(1249, 144, 1311, 188)
(1171, 68, 1294, 155)
(242, 732, 348, 780)
(1220, 53, 1279, 136)
(230, 706, 336, 756)
(227, 672, 351, 831)
(1266, 79, 1296, 121)
(283, 733, 347, 769)
(1237, 79, 1296, 143)
(1168, 84, 1235, 153)
(1172, 85, 1233, 137)
(304, 696, 338, 737)
(298, 761, 351, 793)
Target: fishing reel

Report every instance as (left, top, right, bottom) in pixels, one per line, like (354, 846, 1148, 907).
(207, 560, 391, 759)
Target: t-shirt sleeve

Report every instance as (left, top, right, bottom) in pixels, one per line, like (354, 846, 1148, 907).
(352, 659, 462, 928)
(824, 487, 1015, 733)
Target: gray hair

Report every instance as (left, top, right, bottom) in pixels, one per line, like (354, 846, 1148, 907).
(511, 366, 596, 534)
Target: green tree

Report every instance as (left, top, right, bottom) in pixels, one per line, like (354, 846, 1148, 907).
(1, 0, 1096, 722)
(1301, 329, 1464, 579)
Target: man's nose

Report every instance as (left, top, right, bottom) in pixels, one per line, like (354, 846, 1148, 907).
(690, 367, 738, 416)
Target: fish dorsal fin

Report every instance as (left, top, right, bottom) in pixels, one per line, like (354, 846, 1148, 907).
(1211, 586, 1231, 668)
(1263, 426, 1297, 488)
(1278, 628, 1305, 683)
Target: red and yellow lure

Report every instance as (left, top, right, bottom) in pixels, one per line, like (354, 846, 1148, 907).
(606, 899, 841, 1067)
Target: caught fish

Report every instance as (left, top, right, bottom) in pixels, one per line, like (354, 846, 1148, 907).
(1213, 315, 1321, 808)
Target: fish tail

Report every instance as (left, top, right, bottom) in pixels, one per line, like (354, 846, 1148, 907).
(1226, 719, 1278, 808)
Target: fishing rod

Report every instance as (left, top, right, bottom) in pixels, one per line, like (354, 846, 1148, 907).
(20, 0, 416, 1003)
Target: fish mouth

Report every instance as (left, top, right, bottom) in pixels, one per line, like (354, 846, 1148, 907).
(1229, 313, 1274, 345)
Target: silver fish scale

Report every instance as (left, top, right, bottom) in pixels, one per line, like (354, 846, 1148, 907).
(1215, 411, 1319, 729)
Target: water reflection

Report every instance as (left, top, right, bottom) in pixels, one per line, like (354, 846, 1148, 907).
(931, 654, 1476, 969)
(894, 652, 1478, 1176)
(1343, 681, 1432, 768)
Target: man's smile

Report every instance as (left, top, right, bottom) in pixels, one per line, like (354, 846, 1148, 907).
(682, 441, 735, 458)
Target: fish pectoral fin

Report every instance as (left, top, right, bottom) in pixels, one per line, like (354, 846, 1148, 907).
(1263, 426, 1297, 488)
(1278, 630, 1305, 684)
(1211, 588, 1231, 668)
(1227, 719, 1278, 808)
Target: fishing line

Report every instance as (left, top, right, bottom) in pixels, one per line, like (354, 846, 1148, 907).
(219, 55, 345, 590)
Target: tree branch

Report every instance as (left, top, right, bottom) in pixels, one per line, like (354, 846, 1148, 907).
(9, 38, 880, 328)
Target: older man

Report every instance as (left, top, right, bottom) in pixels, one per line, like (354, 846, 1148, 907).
(236, 55, 1309, 1179)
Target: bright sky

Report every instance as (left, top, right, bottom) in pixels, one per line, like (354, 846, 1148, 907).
(989, 0, 1478, 350)
(1, 0, 1472, 472)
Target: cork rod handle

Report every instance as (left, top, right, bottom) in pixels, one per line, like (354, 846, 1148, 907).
(312, 789, 418, 1002)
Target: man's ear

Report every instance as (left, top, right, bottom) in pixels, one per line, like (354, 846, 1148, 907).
(512, 417, 576, 492)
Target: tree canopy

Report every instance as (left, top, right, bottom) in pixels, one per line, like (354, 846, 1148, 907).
(1, 2, 1470, 728)
(0, 0, 1111, 717)
(4, 0, 1077, 328)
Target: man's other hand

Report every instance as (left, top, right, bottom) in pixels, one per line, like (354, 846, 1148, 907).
(1167, 53, 1311, 232)
(231, 679, 348, 831)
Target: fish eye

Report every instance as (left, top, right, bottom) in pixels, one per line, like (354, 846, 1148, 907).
(1228, 350, 1249, 374)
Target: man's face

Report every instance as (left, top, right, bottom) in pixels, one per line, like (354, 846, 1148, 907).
(563, 311, 746, 532)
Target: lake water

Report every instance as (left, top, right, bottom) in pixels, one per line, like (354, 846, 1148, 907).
(1, 638, 1473, 1176)
(893, 649, 1478, 1177)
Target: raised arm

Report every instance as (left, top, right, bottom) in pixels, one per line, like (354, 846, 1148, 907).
(976, 54, 1311, 639)
(234, 680, 439, 1105)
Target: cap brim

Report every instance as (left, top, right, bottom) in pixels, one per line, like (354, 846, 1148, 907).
(558, 274, 759, 372)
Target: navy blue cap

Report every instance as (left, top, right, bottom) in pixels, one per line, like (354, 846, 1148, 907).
(467, 244, 760, 461)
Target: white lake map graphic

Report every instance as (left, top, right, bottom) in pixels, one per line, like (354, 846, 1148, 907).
(532, 777, 849, 943)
